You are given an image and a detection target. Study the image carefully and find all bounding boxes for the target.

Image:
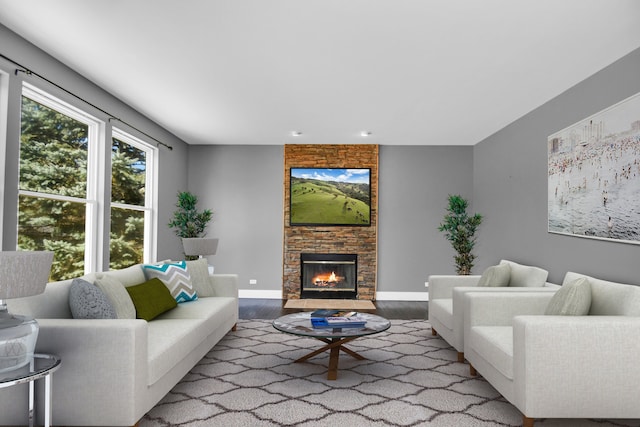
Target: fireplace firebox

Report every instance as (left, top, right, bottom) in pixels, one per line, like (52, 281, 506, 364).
(300, 253, 357, 299)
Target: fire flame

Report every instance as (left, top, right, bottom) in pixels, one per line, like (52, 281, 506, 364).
(311, 271, 343, 287)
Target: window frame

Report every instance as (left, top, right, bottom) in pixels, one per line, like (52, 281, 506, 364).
(110, 127, 158, 265)
(18, 83, 158, 276)
(20, 83, 103, 274)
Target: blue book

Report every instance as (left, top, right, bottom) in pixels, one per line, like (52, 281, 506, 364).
(311, 316, 366, 328)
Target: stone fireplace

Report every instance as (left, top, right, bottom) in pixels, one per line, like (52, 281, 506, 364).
(300, 253, 357, 299)
(283, 144, 378, 300)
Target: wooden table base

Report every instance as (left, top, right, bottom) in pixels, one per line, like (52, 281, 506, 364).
(294, 336, 366, 380)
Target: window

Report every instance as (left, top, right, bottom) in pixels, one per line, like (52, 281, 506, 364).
(110, 129, 156, 270)
(18, 84, 157, 280)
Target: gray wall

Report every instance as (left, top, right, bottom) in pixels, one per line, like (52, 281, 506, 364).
(187, 144, 474, 294)
(474, 47, 640, 285)
(378, 145, 475, 291)
(0, 24, 190, 265)
(187, 145, 285, 291)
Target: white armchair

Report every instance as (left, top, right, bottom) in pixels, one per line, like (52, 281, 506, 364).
(463, 272, 640, 426)
(428, 260, 558, 362)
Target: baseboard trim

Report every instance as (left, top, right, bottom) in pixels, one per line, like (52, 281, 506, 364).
(375, 291, 429, 301)
(238, 289, 429, 301)
(239, 289, 283, 299)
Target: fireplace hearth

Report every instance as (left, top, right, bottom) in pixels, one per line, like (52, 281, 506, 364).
(300, 253, 357, 299)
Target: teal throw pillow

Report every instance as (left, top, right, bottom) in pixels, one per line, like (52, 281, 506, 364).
(142, 261, 198, 303)
(125, 278, 177, 321)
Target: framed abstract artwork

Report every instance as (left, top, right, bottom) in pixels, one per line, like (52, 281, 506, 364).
(548, 91, 640, 244)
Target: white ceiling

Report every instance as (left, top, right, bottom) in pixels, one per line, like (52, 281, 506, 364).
(1, 0, 640, 146)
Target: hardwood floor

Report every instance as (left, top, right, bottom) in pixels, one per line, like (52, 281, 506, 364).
(239, 298, 428, 320)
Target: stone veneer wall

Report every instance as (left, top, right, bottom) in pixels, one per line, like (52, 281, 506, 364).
(283, 144, 379, 300)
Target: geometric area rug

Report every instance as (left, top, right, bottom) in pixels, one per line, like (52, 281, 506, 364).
(140, 320, 638, 427)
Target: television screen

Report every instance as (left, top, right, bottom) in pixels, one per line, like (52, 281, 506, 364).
(290, 168, 371, 226)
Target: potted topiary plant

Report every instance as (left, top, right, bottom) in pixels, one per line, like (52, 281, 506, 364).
(438, 194, 483, 275)
(168, 191, 215, 260)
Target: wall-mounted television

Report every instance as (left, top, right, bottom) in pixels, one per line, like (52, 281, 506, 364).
(290, 168, 371, 226)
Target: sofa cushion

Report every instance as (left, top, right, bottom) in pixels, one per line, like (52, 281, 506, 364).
(500, 260, 548, 287)
(142, 261, 198, 303)
(563, 272, 640, 316)
(125, 278, 177, 321)
(69, 278, 117, 319)
(430, 299, 454, 330)
(469, 326, 514, 379)
(99, 264, 146, 287)
(477, 263, 511, 287)
(94, 275, 136, 319)
(545, 277, 592, 316)
(186, 258, 214, 297)
(146, 296, 238, 385)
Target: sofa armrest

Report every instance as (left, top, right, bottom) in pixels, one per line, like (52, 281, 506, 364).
(32, 319, 148, 425)
(513, 315, 640, 418)
(465, 292, 554, 328)
(428, 275, 481, 299)
(207, 273, 239, 298)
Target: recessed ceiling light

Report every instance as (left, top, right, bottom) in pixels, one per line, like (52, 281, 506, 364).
(360, 131, 372, 137)
(291, 131, 303, 137)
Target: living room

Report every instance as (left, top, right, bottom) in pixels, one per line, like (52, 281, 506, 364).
(1, 2, 640, 426)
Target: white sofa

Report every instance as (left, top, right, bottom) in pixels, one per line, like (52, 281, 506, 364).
(428, 260, 559, 362)
(463, 272, 640, 426)
(0, 262, 239, 427)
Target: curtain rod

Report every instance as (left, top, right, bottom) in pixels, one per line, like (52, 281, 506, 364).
(0, 53, 173, 151)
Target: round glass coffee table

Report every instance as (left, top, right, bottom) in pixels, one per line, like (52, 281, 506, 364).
(273, 312, 390, 380)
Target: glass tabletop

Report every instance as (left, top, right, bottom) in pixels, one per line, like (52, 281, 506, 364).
(273, 312, 390, 339)
(0, 353, 61, 387)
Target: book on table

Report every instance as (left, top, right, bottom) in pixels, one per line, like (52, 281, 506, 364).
(311, 315, 366, 329)
(310, 309, 357, 319)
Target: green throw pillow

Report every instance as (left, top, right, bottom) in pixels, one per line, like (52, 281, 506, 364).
(477, 263, 511, 287)
(125, 278, 178, 321)
(545, 277, 592, 315)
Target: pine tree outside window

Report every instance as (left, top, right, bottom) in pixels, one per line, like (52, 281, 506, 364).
(18, 84, 157, 280)
(19, 86, 98, 280)
(110, 130, 156, 270)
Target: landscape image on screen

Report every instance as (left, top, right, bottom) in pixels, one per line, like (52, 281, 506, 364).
(290, 168, 371, 226)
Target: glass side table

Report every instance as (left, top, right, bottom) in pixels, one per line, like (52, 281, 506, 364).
(0, 353, 61, 427)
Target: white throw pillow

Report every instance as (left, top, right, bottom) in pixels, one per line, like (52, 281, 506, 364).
(477, 263, 511, 287)
(545, 277, 592, 315)
(499, 259, 548, 287)
(186, 258, 214, 297)
(94, 275, 136, 319)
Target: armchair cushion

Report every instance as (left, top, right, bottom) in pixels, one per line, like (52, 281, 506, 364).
(500, 260, 548, 287)
(477, 263, 511, 287)
(544, 277, 591, 316)
(469, 326, 513, 379)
